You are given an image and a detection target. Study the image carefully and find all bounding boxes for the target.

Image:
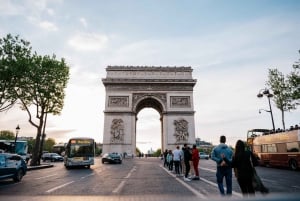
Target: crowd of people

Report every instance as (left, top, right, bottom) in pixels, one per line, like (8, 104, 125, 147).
(162, 135, 269, 197)
(163, 143, 200, 182)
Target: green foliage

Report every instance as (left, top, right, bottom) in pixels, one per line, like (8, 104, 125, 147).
(0, 130, 15, 140)
(152, 148, 162, 157)
(0, 34, 70, 166)
(43, 138, 56, 152)
(267, 69, 292, 111)
(0, 34, 32, 112)
(266, 50, 300, 129)
(288, 51, 300, 107)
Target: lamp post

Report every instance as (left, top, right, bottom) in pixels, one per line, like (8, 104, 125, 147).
(257, 89, 275, 132)
(14, 125, 20, 153)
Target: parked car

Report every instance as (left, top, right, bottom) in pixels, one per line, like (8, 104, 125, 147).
(102, 153, 122, 164)
(0, 153, 27, 182)
(41, 153, 64, 162)
(199, 152, 209, 160)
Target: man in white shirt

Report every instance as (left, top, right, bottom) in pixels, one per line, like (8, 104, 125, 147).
(173, 145, 182, 176)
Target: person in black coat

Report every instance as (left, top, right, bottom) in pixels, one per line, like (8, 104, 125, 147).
(231, 140, 258, 196)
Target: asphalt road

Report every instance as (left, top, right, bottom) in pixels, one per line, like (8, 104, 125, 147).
(1, 157, 300, 201)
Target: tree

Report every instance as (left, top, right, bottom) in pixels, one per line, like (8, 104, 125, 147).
(18, 54, 69, 166)
(0, 130, 15, 140)
(288, 50, 300, 107)
(0, 34, 32, 112)
(44, 138, 56, 152)
(266, 69, 292, 130)
(0, 34, 70, 166)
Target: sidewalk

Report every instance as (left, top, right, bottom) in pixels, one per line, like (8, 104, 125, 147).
(27, 163, 54, 171)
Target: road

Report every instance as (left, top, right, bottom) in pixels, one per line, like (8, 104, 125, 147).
(0, 157, 300, 200)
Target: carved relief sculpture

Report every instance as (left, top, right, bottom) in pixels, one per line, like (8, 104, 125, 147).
(108, 96, 129, 107)
(170, 96, 191, 108)
(173, 119, 189, 142)
(110, 119, 125, 143)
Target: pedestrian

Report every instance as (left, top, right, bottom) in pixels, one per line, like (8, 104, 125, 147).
(191, 144, 200, 180)
(163, 149, 168, 168)
(183, 144, 192, 181)
(231, 140, 257, 196)
(180, 146, 185, 176)
(167, 150, 173, 171)
(211, 135, 233, 196)
(173, 145, 182, 176)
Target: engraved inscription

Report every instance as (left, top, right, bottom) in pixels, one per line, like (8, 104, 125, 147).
(170, 96, 190, 107)
(174, 119, 189, 142)
(108, 96, 129, 107)
(110, 119, 124, 143)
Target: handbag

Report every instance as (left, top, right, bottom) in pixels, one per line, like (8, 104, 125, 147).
(250, 154, 269, 193)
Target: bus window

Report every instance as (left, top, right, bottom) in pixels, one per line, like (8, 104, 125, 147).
(276, 143, 286, 153)
(262, 144, 277, 153)
(287, 142, 299, 152)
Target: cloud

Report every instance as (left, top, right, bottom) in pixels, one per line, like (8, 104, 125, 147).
(79, 17, 88, 28)
(38, 20, 58, 31)
(68, 33, 108, 51)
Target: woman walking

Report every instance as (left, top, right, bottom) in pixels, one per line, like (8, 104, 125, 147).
(231, 140, 258, 196)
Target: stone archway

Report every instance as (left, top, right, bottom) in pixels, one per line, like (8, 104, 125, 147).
(102, 66, 197, 155)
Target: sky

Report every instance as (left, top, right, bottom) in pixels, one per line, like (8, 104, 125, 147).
(0, 0, 300, 153)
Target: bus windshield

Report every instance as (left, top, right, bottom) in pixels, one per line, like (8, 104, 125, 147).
(68, 143, 94, 157)
(64, 137, 95, 169)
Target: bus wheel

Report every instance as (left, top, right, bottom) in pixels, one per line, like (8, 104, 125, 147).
(289, 159, 298, 170)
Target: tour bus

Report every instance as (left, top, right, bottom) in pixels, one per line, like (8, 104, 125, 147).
(0, 140, 30, 163)
(247, 128, 300, 170)
(52, 143, 66, 156)
(64, 137, 95, 169)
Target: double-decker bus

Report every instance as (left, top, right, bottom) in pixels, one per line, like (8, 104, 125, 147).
(247, 128, 300, 170)
(64, 137, 95, 169)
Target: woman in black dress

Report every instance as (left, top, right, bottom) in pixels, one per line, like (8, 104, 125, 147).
(232, 140, 258, 196)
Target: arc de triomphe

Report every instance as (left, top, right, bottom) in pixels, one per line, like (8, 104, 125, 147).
(102, 66, 197, 155)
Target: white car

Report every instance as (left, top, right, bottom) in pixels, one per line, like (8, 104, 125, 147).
(199, 152, 209, 160)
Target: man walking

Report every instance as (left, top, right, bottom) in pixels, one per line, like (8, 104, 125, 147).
(172, 146, 182, 176)
(211, 135, 233, 196)
(183, 144, 192, 181)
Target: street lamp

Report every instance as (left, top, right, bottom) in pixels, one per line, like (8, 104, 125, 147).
(257, 89, 275, 132)
(14, 125, 20, 153)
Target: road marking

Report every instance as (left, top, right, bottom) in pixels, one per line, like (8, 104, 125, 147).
(35, 174, 57, 180)
(160, 165, 206, 199)
(199, 167, 216, 173)
(161, 165, 242, 198)
(199, 167, 242, 198)
(200, 177, 242, 198)
(45, 181, 74, 193)
(112, 166, 136, 194)
(80, 173, 95, 179)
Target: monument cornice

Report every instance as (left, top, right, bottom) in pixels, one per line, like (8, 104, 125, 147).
(102, 78, 197, 84)
(106, 66, 193, 72)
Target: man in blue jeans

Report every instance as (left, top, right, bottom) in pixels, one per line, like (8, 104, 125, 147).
(211, 135, 233, 196)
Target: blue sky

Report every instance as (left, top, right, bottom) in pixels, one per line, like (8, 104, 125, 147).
(0, 0, 300, 153)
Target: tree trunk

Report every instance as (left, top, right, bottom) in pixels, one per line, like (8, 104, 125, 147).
(30, 125, 43, 166)
(281, 109, 286, 130)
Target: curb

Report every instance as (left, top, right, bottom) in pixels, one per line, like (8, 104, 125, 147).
(27, 164, 54, 171)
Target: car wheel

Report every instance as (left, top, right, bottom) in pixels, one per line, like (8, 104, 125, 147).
(13, 169, 23, 182)
(289, 159, 298, 170)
